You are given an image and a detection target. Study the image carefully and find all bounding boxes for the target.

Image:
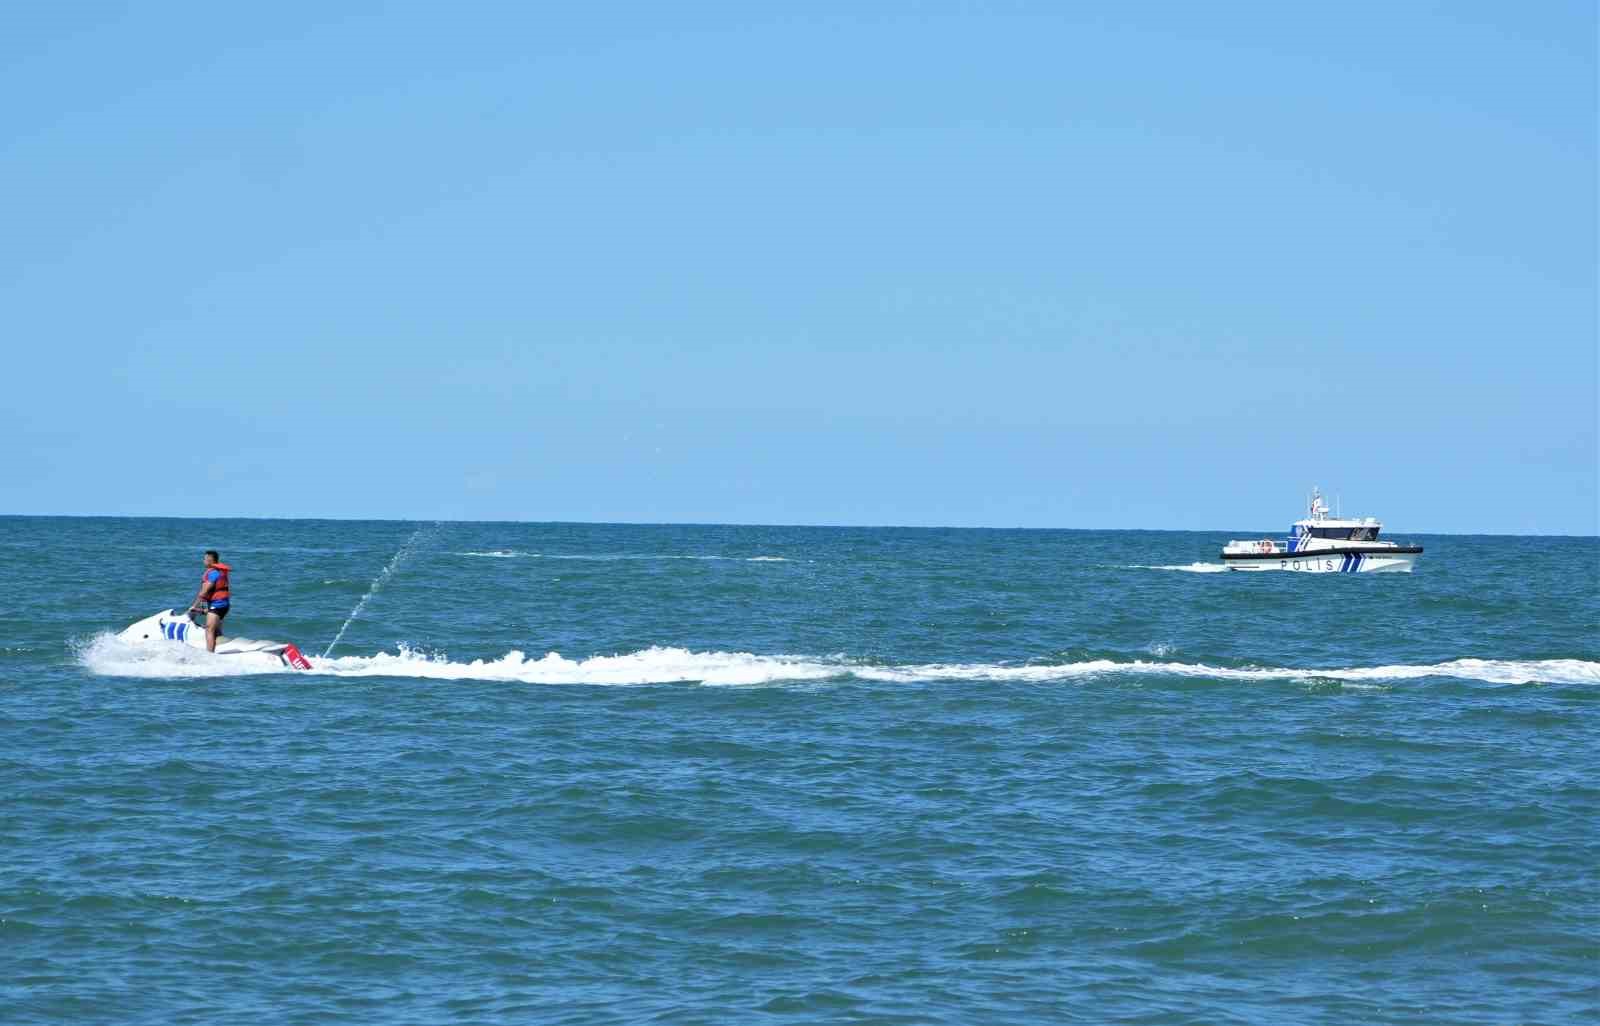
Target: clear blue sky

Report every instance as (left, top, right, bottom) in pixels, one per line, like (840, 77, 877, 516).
(3, 3, 1594, 533)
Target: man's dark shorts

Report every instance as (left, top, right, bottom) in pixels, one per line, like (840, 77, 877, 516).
(209, 603, 230, 619)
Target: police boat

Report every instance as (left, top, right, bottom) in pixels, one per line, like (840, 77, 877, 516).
(1220, 488, 1423, 573)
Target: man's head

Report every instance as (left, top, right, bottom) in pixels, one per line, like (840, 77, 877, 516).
(204, 550, 220, 567)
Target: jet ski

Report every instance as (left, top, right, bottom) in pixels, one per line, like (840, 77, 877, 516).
(118, 610, 313, 670)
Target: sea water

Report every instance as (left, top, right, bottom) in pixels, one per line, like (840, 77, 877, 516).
(2, 516, 1596, 1024)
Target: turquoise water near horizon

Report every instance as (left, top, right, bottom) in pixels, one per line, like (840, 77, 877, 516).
(3, 516, 1597, 1024)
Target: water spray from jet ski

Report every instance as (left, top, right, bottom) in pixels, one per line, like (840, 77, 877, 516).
(324, 522, 440, 658)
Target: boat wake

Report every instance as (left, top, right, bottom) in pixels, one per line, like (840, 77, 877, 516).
(75, 634, 1600, 687)
(1124, 563, 1230, 573)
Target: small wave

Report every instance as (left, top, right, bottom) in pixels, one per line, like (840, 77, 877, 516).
(75, 635, 1600, 688)
(457, 551, 790, 563)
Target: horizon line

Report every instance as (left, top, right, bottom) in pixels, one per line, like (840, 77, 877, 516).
(1, 511, 1594, 539)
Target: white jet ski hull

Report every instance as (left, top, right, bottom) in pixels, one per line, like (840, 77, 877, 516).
(117, 610, 313, 670)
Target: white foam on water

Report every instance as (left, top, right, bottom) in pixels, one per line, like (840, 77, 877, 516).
(1124, 563, 1230, 573)
(459, 551, 790, 562)
(846, 657, 1600, 687)
(75, 634, 1600, 689)
(77, 633, 291, 678)
(316, 645, 841, 686)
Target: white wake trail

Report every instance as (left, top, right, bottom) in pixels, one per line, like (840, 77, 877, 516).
(75, 635, 1600, 689)
(1123, 563, 1230, 573)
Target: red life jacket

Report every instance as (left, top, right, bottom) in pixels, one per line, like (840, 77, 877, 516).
(203, 563, 231, 602)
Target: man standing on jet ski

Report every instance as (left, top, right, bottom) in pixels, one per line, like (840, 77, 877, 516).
(188, 550, 231, 652)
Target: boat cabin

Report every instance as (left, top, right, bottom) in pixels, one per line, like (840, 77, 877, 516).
(1296, 523, 1381, 542)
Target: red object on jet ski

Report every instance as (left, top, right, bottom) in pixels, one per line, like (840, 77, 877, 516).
(281, 643, 312, 670)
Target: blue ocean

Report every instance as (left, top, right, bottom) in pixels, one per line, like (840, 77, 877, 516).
(3, 516, 1596, 1024)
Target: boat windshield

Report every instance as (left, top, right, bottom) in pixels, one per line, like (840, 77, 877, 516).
(1303, 526, 1379, 541)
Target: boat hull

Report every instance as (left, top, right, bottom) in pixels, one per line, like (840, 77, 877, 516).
(1221, 549, 1420, 573)
(116, 610, 313, 668)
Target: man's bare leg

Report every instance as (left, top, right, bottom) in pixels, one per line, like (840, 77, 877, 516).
(206, 611, 223, 652)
